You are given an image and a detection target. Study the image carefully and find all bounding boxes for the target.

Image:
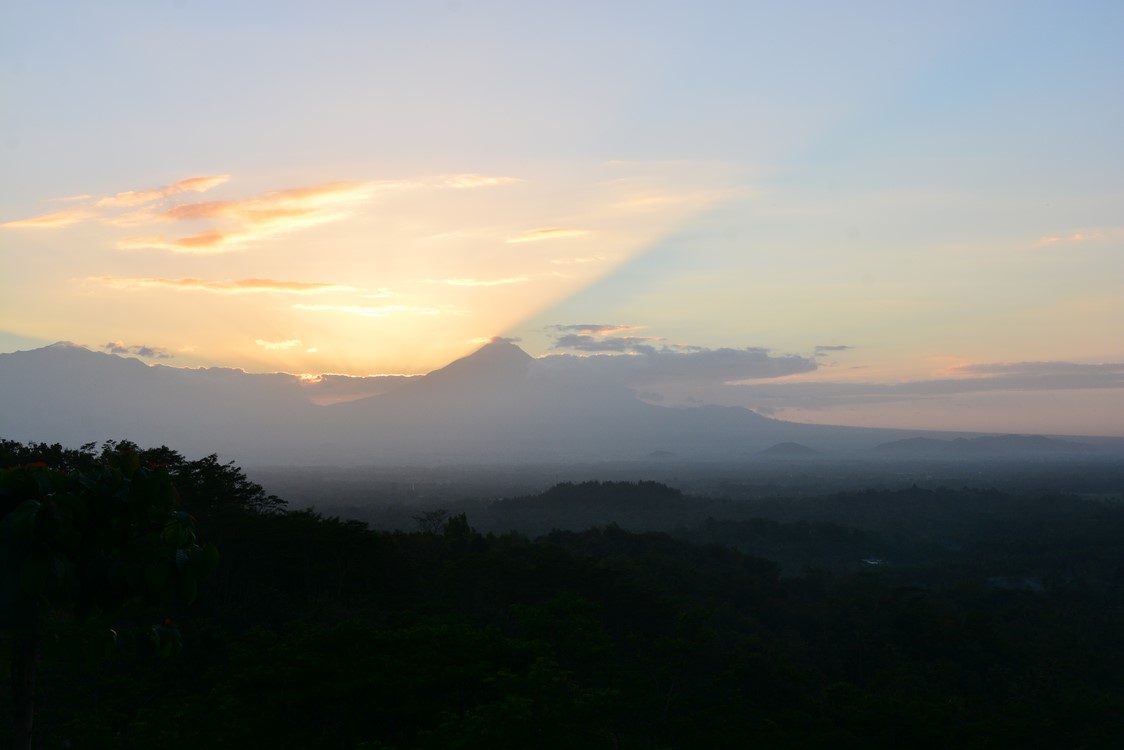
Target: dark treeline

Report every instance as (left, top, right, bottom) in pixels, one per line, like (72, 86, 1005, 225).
(3, 440, 1124, 748)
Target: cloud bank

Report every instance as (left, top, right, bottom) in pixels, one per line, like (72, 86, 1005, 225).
(721, 361, 1124, 411)
(538, 324, 817, 383)
(102, 341, 174, 359)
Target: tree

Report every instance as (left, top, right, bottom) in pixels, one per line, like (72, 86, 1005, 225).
(412, 508, 450, 534)
(0, 450, 217, 750)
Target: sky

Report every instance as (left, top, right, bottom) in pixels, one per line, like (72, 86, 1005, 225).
(2, 0, 1122, 436)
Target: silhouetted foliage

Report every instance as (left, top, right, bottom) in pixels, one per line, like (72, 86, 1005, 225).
(0, 446, 217, 749)
(4, 440, 1124, 748)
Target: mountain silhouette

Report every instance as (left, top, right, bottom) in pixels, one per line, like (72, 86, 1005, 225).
(3, 341, 1116, 465)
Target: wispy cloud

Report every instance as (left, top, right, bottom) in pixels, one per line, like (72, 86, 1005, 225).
(425, 276, 529, 287)
(292, 303, 448, 318)
(94, 175, 231, 208)
(116, 232, 236, 253)
(255, 338, 302, 350)
(155, 181, 376, 224)
(441, 174, 522, 189)
(102, 341, 174, 359)
(4, 175, 382, 254)
(4, 172, 528, 252)
(3, 208, 95, 228)
(92, 276, 354, 295)
(815, 344, 854, 357)
(506, 227, 589, 244)
(4, 177, 230, 228)
(554, 334, 663, 354)
(1038, 231, 1097, 245)
(549, 323, 641, 336)
(1036, 228, 1123, 246)
(114, 181, 384, 252)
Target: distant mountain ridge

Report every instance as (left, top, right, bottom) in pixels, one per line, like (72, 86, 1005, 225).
(2, 341, 1119, 466)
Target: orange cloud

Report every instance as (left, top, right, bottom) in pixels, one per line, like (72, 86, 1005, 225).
(2, 208, 95, 228)
(117, 232, 234, 253)
(506, 227, 589, 244)
(7, 172, 524, 249)
(93, 276, 354, 294)
(94, 175, 230, 208)
(124, 180, 383, 251)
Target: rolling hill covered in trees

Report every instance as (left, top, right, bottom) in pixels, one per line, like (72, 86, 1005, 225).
(4, 439, 1124, 748)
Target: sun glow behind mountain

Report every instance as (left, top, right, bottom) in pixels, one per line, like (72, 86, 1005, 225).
(1, 160, 734, 375)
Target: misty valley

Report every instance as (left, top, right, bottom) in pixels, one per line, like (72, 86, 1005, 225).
(3, 439, 1124, 748)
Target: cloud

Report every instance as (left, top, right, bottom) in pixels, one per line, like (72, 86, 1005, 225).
(292, 304, 448, 317)
(550, 323, 641, 336)
(553, 334, 662, 354)
(114, 181, 384, 252)
(549, 324, 664, 354)
(102, 341, 174, 359)
(4, 172, 532, 251)
(815, 344, 854, 357)
(7, 175, 390, 253)
(117, 232, 235, 253)
(93, 276, 354, 295)
(537, 322, 817, 386)
(255, 339, 302, 351)
(1038, 231, 1097, 245)
(534, 347, 818, 386)
(719, 360, 1124, 411)
(155, 181, 375, 225)
(3, 208, 95, 228)
(94, 175, 231, 208)
(469, 335, 522, 345)
(947, 360, 1124, 385)
(441, 174, 522, 189)
(506, 227, 589, 244)
(426, 276, 529, 287)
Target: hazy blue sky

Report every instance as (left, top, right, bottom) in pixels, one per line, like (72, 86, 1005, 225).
(2, 1, 1122, 434)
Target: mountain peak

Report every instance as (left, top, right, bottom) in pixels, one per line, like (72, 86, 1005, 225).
(466, 338, 532, 363)
(431, 339, 530, 374)
(386, 339, 532, 398)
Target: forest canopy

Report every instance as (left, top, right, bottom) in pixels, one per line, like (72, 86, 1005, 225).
(2, 439, 1123, 748)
